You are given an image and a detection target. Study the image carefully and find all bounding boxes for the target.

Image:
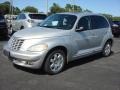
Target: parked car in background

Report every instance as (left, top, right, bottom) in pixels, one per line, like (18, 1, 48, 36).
(4, 14, 17, 35)
(111, 21, 120, 37)
(10, 13, 47, 33)
(0, 14, 8, 39)
(4, 14, 17, 24)
(4, 12, 113, 75)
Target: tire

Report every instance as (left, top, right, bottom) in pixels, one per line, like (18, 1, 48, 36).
(102, 41, 112, 57)
(44, 49, 66, 75)
(20, 26, 24, 30)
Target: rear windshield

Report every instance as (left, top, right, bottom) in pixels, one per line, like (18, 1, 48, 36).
(113, 21, 120, 25)
(29, 14, 47, 20)
(0, 15, 4, 20)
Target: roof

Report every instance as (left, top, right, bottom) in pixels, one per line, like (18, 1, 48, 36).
(57, 12, 103, 17)
(20, 12, 46, 15)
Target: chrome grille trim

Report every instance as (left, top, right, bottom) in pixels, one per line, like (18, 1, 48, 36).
(10, 37, 24, 51)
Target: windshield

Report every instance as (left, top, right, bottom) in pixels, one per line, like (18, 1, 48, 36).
(39, 14, 77, 30)
(29, 14, 47, 20)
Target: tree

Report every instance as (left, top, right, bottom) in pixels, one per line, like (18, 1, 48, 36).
(0, 1, 21, 15)
(50, 3, 65, 14)
(102, 13, 120, 21)
(83, 9, 92, 13)
(112, 17, 120, 21)
(65, 4, 72, 12)
(102, 13, 113, 20)
(72, 5, 82, 12)
(65, 4, 82, 12)
(22, 6, 38, 13)
(0, 1, 10, 14)
(50, 3, 83, 14)
(14, 7, 21, 15)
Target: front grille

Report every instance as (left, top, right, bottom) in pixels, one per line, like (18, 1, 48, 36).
(10, 37, 24, 51)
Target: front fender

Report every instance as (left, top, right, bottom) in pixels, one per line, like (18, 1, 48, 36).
(45, 36, 73, 62)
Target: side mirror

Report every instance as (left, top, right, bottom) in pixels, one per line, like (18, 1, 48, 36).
(76, 26, 84, 32)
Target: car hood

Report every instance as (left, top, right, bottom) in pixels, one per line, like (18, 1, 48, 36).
(13, 27, 70, 39)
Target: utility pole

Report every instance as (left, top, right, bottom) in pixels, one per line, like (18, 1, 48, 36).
(10, 0, 13, 15)
(9, 0, 13, 29)
(10, 0, 12, 25)
(9, 0, 11, 14)
(72, 0, 75, 12)
(11, 0, 13, 15)
(46, 0, 48, 15)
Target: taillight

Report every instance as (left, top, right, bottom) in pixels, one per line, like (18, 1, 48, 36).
(27, 19, 34, 23)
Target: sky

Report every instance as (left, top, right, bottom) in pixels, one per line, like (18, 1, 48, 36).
(0, 0, 120, 16)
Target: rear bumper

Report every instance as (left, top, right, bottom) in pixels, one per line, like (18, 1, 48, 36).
(3, 45, 47, 69)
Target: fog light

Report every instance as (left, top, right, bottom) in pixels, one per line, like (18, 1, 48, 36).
(19, 61, 26, 64)
(26, 61, 34, 65)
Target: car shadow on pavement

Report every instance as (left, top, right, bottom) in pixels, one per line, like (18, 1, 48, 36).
(64, 54, 103, 71)
(13, 52, 114, 75)
(13, 64, 46, 75)
(64, 51, 114, 71)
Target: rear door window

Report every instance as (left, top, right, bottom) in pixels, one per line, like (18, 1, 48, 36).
(29, 14, 47, 20)
(90, 15, 109, 29)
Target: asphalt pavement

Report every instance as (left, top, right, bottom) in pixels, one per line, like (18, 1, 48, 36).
(0, 38, 120, 90)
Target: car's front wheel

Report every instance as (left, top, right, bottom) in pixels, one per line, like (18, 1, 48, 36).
(44, 49, 66, 75)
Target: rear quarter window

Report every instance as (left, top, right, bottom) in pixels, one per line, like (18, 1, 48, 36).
(29, 14, 47, 20)
(17, 14, 26, 20)
(90, 15, 109, 29)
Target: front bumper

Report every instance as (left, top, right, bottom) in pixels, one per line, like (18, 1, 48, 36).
(3, 45, 47, 69)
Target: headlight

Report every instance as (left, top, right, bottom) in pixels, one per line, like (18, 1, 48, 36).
(28, 44, 48, 52)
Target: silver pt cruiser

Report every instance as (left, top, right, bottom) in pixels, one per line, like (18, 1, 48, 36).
(3, 12, 113, 75)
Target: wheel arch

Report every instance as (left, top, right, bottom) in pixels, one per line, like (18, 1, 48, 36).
(106, 38, 113, 46)
(42, 46, 68, 68)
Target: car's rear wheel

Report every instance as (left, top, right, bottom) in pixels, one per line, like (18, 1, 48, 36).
(44, 49, 66, 75)
(102, 41, 112, 57)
